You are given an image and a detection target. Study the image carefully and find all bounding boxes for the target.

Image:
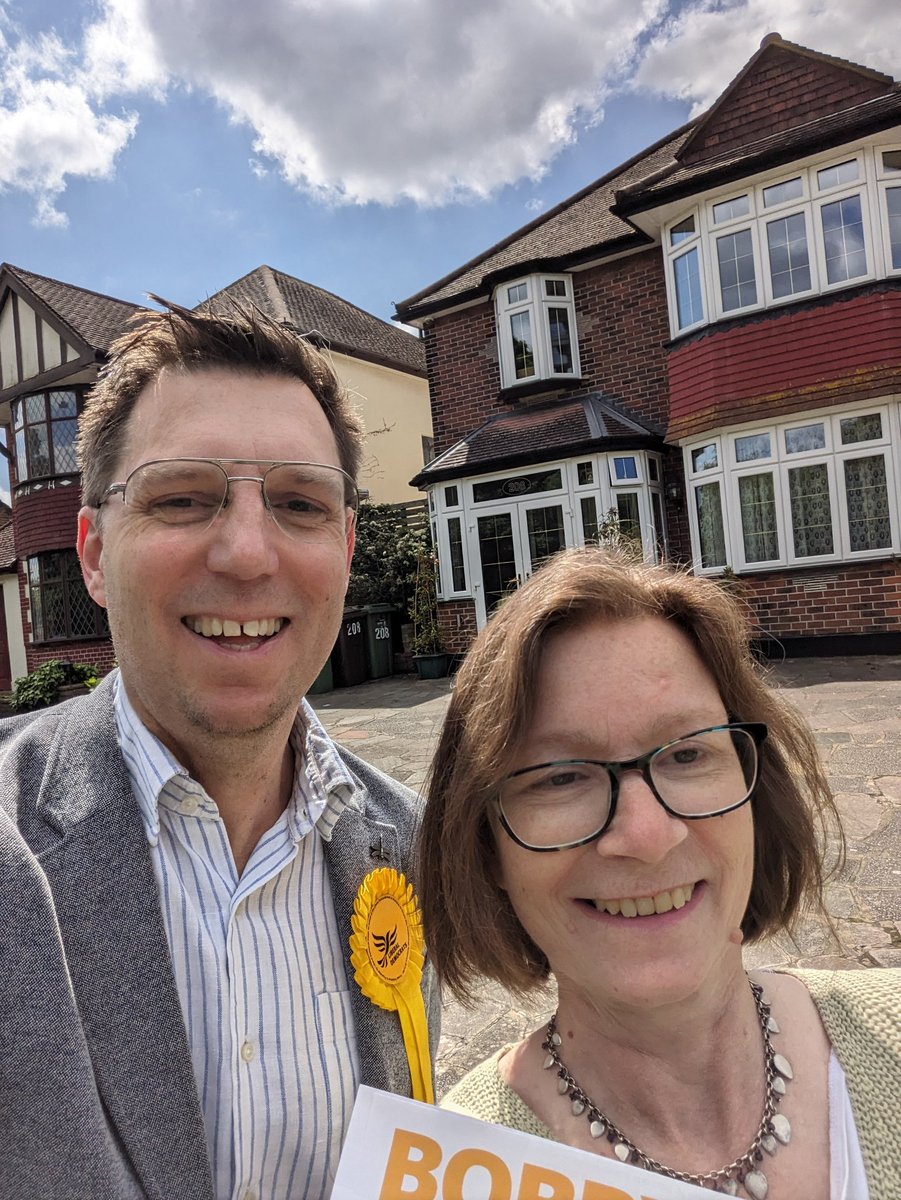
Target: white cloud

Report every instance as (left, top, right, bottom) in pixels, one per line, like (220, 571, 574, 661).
(1, 0, 900, 220)
(633, 0, 900, 113)
(133, 0, 669, 205)
(0, 6, 148, 226)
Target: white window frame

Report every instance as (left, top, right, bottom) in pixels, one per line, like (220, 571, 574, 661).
(875, 144, 901, 276)
(662, 143, 901, 337)
(664, 210, 706, 332)
(708, 191, 762, 319)
(811, 155, 874, 293)
(683, 401, 901, 574)
(608, 454, 643, 486)
(494, 273, 580, 388)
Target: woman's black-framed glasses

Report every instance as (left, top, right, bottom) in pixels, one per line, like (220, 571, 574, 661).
(496, 722, 768, 852)
(97, 457, 359, 539)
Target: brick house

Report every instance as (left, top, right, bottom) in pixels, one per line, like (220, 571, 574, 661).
(0, 263, 430, 678)
(395, 35, 901, 655)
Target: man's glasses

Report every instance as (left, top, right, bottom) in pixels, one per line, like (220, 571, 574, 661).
(97, 458, 359, 539)
(496, 722, 768, 852)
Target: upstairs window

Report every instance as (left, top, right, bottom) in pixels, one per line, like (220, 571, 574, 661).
(495, 274, 580, 388)
(662, 144, 901, 336)
(12, 390, 80, 483)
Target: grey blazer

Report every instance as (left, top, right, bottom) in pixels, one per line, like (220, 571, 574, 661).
(0, 675, 440, 1200)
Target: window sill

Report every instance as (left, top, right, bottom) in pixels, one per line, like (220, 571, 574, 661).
(498, 376, 584, 404)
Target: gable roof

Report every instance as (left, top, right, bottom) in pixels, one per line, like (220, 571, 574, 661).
(198, 265, 425, 377)
(397, 36, 901, 322)
(678, 34, 895, 165)
(1, 264, 141, 354)
(411, 394, 663, 486)
(617, 37, 901, 215)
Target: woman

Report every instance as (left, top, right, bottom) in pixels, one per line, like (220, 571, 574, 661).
(419, 548, 899, 1199)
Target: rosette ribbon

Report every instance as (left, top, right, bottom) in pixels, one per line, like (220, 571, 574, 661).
(350, 867, 434, 1104)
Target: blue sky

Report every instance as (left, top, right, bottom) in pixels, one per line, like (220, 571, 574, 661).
(1, 0, 898, 326)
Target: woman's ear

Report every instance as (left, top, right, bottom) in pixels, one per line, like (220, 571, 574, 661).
(77, 508, 108, 609)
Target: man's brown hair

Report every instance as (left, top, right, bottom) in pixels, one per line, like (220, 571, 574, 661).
(78, 297, 365, 506)
(418, 546, 842, 1001)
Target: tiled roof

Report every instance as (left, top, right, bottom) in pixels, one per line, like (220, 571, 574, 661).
(618, 90, 901, 215)
(397, 35, 900, 320)
(0, 518, 16, 571)
(411, 394, 662, 485)
(198, 265, 425, 377)
(2, 264, 141, 353)
(396, 129, 691, 319)
(677, 35, 895, 164)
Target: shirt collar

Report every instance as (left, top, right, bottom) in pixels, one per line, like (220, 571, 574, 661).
(114, 679, 359, 847)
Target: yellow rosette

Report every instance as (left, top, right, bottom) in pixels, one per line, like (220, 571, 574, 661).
(350, 867, 434, 1104)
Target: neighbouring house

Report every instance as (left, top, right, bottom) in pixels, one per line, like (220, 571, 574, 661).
(396, 34, 901, 656)
(0, 263, 431, 677)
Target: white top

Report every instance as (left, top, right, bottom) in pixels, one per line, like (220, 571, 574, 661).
(116, 679, 360, 1200)
(830, 1051, 869, 1200)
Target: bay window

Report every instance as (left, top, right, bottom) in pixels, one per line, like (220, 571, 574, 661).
(13, 390, 80, 483)
(495, 274, 579, 388)
(663, 143, 901, 335)
(686, 405, 899, 572)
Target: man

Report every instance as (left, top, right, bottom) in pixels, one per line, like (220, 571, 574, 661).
(0, 301, 438, 1200)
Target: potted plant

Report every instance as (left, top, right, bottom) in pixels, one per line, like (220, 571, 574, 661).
(410, 545, 450, 679)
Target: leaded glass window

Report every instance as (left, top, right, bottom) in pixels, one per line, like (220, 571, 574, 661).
(695, 483, 727, 568)
(789, 464, 834, 557)
(28, 550, 108, 642)
(12, 390, 80, 482)
(738, 474, 779, 563)
(844, 457, 892, 552)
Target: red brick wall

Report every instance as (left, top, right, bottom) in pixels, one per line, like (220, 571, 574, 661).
(682, 46, 891, 164)
(668, 288, 901, 441)
(437, 598, 478, 653)
(733, 559, 901, 639)
(571, 251, 671, 429)
(26, 640, 117, 675)
(424, 304, 503, 455)
(425, 248, 670, 456)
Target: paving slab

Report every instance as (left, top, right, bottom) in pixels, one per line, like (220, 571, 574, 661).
(311, 654, 901, 1094)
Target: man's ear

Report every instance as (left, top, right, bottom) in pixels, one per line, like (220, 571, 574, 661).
(77, 508, 108, 608)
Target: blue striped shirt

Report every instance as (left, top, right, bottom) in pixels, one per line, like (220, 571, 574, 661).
(115, 679, 361, 1200)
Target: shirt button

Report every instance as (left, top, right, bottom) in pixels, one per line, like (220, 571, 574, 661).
(181, 797, 199, 815)
(240, 1040, 255, 1063)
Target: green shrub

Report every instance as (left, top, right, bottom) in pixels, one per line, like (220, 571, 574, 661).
(10, 660, 101, 712)
(345, 501, 428, 619)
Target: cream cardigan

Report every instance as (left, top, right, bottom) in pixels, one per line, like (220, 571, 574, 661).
(441, 968, 900, 1199)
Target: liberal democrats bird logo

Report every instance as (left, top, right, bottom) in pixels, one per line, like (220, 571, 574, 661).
(372, 925, 398, 969)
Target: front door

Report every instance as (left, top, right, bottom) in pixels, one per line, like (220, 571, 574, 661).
(474, 500, 572, 625)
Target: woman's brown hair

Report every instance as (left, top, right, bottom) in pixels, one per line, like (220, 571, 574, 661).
(418, 546, 841, 1001)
